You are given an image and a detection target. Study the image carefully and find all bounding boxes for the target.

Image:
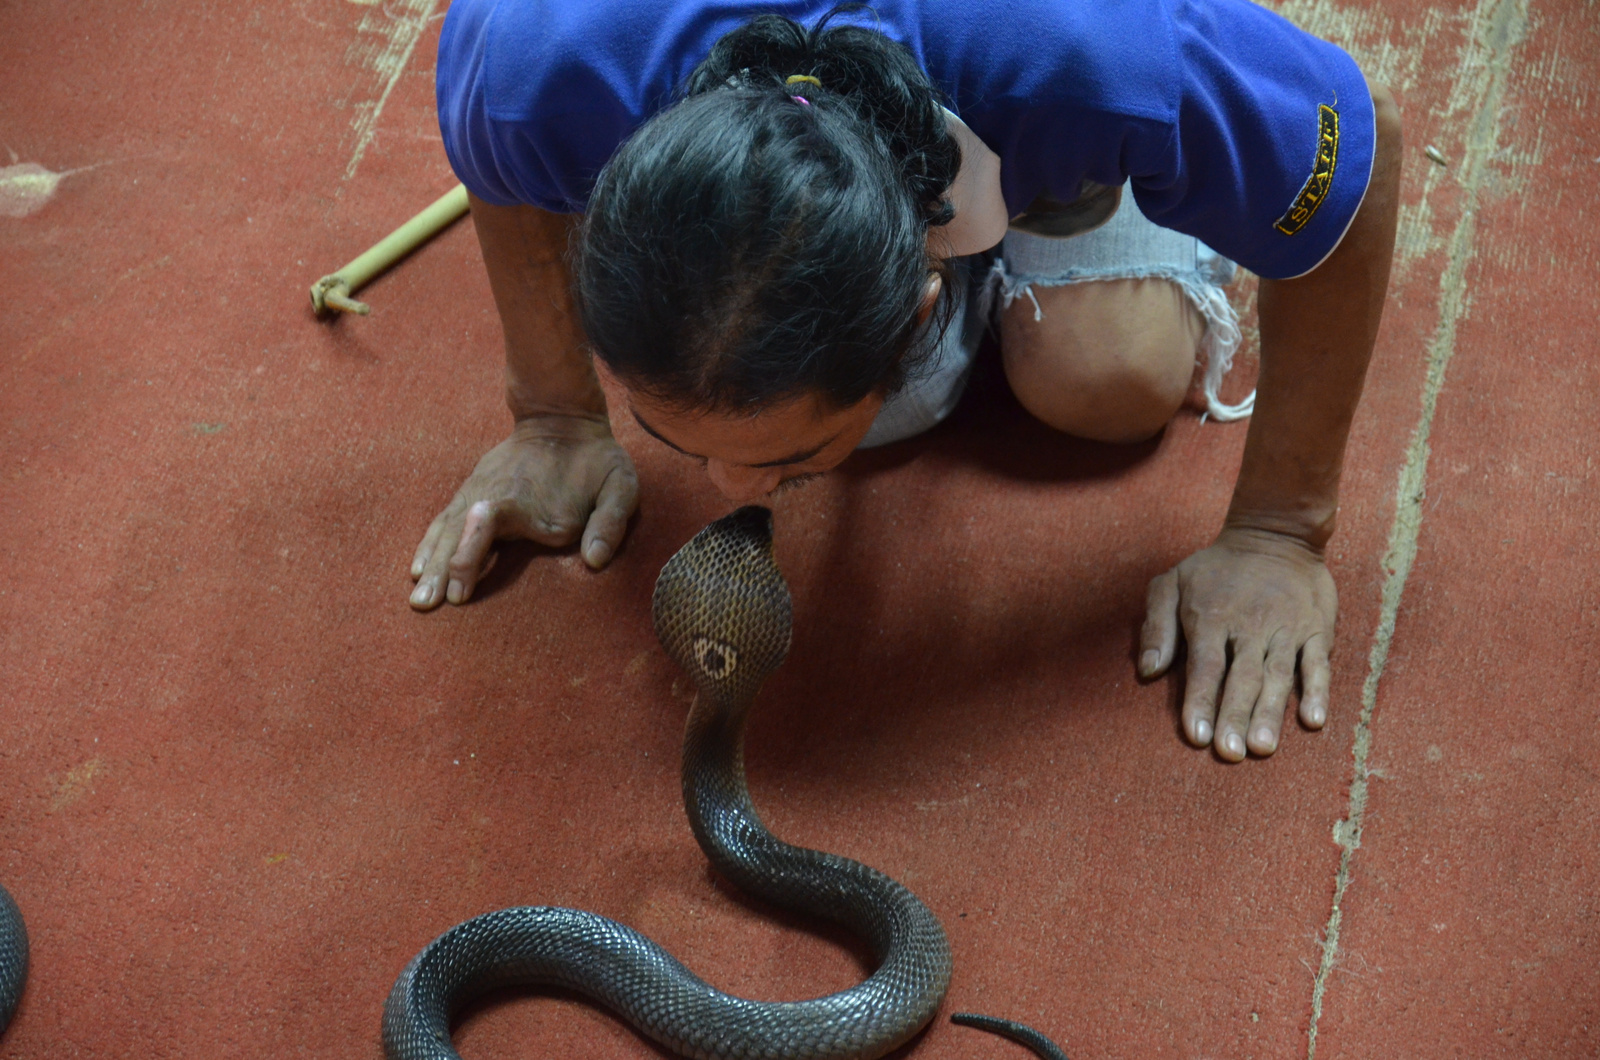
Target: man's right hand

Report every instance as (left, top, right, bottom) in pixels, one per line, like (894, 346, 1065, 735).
(409, 413, 639, 610)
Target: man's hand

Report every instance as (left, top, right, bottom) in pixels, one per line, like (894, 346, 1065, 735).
(1139, 527, 1337, 761)
(409, 413, 638, 610)
(1140, 77, 1399, 761)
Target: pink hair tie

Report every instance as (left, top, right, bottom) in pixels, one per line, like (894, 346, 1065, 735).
(784, 74, 821, 107)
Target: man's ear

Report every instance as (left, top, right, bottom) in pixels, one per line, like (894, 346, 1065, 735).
(915, 272, 944, 328)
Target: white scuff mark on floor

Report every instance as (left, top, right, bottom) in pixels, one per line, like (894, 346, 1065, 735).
(341, 0, 441, 181)
(0, 164, 63, 218)
(0, 160, 114, 219)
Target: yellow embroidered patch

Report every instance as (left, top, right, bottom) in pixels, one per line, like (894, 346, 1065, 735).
(1274, 104, 1340, 236)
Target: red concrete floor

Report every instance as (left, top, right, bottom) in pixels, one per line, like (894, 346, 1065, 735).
(0, 1, 1594, 1058)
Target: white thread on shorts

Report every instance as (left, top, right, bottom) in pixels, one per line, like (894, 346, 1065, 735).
(1024, 285, 1044, 322)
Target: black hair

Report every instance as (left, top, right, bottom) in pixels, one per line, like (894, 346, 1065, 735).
(574, 4, 961, 414)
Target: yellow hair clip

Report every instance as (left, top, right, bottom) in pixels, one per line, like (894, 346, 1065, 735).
(785, 74, 822, 88)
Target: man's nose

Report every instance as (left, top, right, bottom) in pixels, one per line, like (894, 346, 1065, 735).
(706, 460, 782, 503)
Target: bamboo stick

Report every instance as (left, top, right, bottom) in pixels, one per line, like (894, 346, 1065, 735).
(310, 183, 470, 317)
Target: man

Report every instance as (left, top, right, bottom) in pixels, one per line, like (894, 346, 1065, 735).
(407, 0, 1402, 764)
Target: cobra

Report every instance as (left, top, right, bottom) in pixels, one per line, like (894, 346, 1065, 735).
(383, 506, 1068, 1060)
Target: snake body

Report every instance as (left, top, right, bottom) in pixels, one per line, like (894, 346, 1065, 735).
(384, 506, 1063, 1060)
(0, 884, 24, 1035)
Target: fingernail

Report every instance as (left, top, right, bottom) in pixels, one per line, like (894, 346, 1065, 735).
(1310, 704, 1327, 726)
(1224, 732, 1245, 757)
(1194, 719, 1213, 745)
(1253, 726, 1275, 749)
(1139, 650, 1159, 676)
(446, 578, 464, 604)
(585, 540, 612, 567)
(410, 583, 433, 607)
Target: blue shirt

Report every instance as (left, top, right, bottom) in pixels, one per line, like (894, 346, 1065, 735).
(437, 0, 1374, 279)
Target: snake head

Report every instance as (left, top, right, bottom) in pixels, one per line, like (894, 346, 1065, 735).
(652, 506, 793, 705)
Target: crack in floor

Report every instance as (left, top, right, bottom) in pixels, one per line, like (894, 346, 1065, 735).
(1303, 0, 1530, 1055)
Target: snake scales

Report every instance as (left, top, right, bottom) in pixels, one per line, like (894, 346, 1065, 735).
(0, 884, 25, 1036)
(384, 506, 1066, 1060)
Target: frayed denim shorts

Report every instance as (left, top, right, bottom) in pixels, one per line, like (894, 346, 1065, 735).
(858, 182, 1253, 449)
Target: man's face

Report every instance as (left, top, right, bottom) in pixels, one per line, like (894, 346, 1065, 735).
(595, 360, 883, 504)
(592, 273, 941, 503)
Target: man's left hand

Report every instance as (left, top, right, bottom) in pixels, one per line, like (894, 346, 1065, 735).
(1138, 527, 1337, 761)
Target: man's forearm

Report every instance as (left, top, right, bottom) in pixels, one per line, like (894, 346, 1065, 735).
(1227, 80, 1404, 549)
(469, 193, 607, 421)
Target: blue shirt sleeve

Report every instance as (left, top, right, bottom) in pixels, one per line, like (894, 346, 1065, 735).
(436, 0, 519, 206)
(437, 0, 677, 211)
(1129, 0, 1375, 279)
(437, 0, 1376, 279)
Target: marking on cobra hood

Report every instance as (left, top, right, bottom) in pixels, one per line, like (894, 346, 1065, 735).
(693, 636, 739, 680)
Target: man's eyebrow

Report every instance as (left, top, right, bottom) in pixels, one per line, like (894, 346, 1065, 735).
(630, 408, 835, 468)
(632, 409, 697, 457)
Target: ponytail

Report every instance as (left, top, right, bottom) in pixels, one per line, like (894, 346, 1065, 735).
(685, 5, 959, 228)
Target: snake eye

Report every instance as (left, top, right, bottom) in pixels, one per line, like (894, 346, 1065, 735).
(692, 636, 738, 680)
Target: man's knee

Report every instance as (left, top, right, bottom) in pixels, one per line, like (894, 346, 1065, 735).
(1000, 277, 1201, 444)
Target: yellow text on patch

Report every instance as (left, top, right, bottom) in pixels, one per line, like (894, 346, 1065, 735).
(1274, 104, 1340, 236)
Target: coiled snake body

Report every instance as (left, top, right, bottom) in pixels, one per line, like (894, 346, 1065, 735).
(384, 507, 1063, 1060)
(0, 884, 25, 1036)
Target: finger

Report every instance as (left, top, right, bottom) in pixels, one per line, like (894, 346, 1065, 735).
(410, 513, 465, 611)
(411, 508, 453, 581)
(580, 466, 639, 569)
(1213, 638, 1265, 762)
(1139, 570, 1181, 678)
(1247, 630, 1298, 756)
(1181, 626, 1228, 748)
(1299, 633, 1332, 729)
(446, 500, 500, 604)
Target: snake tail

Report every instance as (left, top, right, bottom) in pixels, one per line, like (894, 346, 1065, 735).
(951, 1013, 1070, 1060)
(0, 883, 25, 1034)
(383, 507, 951, 1060)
